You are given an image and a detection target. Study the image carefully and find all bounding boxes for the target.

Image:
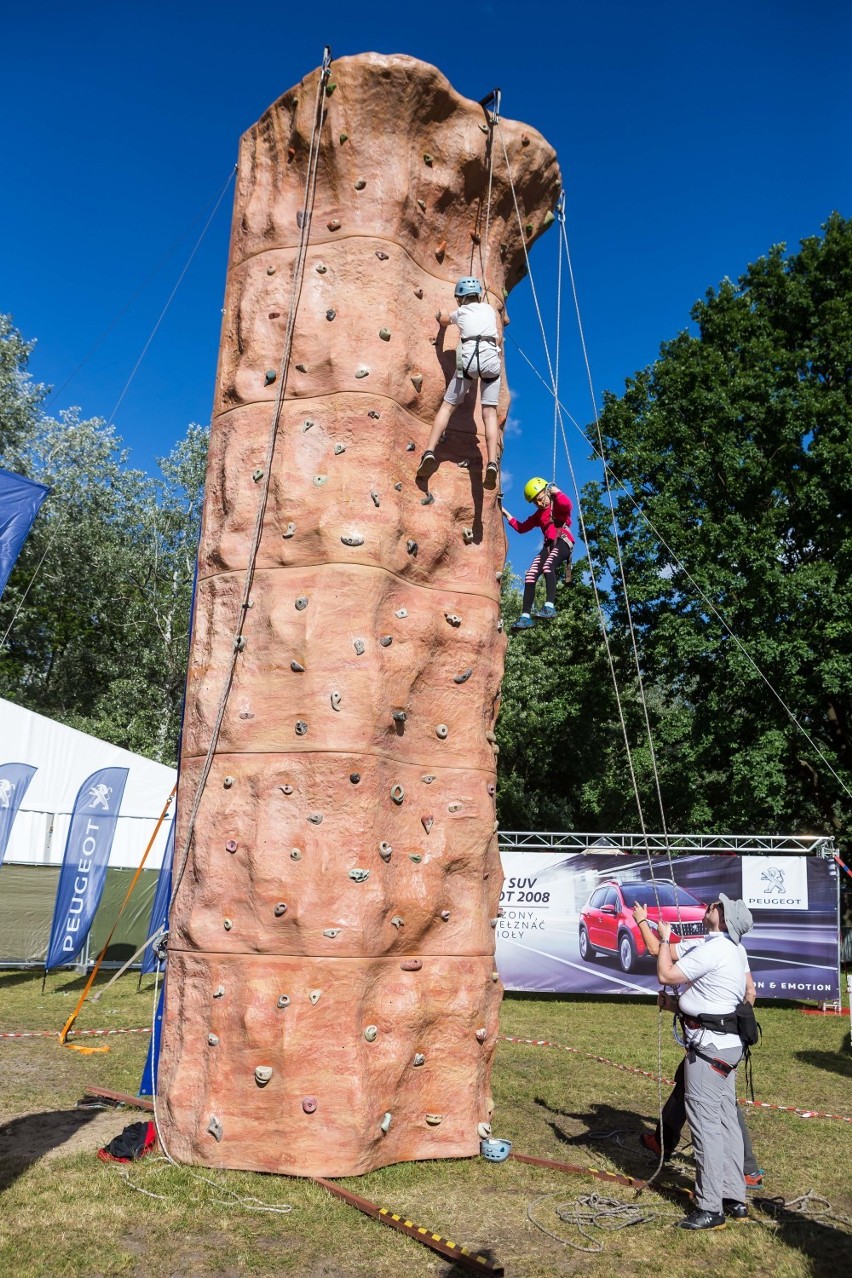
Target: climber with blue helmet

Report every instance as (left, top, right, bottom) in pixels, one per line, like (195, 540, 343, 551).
(416, 277, 503, 490)
(502, 477, 574, 632)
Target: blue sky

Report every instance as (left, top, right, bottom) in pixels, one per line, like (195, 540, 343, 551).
(4, 1, 851, 567)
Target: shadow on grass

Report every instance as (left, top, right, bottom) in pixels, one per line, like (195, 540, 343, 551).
(0, 1108, 101, 1193)
(748, 1195, 852, 1278)
(795, 1030, 852, 1078)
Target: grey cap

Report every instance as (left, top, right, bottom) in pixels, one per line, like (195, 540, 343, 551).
(719, 893, 754, 944)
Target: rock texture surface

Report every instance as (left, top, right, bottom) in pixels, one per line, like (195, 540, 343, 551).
(158, 52, 559, 1178)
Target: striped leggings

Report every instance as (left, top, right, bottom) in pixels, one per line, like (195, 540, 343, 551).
(522, 537, 572, 612)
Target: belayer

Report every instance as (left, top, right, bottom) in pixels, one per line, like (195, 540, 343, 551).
(502, 478, 574, 631)
(416, 277, 502, 490)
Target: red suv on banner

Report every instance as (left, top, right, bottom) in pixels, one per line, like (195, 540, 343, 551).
(579, 879, 707, 972)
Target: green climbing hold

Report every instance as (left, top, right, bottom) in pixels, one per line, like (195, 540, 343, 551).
(339, 132, 348, 144)
(325, 82, 337, 96)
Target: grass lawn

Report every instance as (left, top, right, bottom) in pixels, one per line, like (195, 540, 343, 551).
(1, 970, 850, 1277)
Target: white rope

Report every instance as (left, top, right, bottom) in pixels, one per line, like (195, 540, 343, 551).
(480, 89, 499, 298)
(552, 192, 564, 485)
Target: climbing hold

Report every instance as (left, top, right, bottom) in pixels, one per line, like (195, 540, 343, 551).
(521, 133, 530, 146)
(208, 1033, 219, 1046)
(487, 783, 496, 796)
(490, 918, 499, 928)
(475, 1028, 488, 1043)
(353, 638, 366, 655)
(339, 132, 348, 144)
(441, 910, 451, 922)
(307, 812, 323, 825)
(458, 459, 470, 469)
(435, 240, 446, 263)
(391, 710, 407, 723)
(290, 848, 301, 860)
(425, 1114, 443, 1126)
(436, 724, 448, 739)
(234, 636, 246, 652)
(223, 776, 235, 788)
(380, 635, 392, 647)
(274, 902, 287, 917)
(407, 540, 418, 556)
(390, 916, 404, 929)
(454, 669, 473, 684)
(315, 264, 327, 274)
(417, 198, 426, 211)
(277, 994, 290, 1008)
(295, 721, 308, 736)
(213, 985, 225, 998)
(421, 816, 433, 834)
(266, 265, 276, 275)
(478, 1122, 492, 1139)
(378, 842, 393, 861)
(295, 363, 308, 373)
(409, 854, 423, 864)
(379, 327, 391, 341)
(291, 661, 305, 672)
(413, 1053, 425, 1067)
(375, 250, 389, 260)
(327, 219, 341, 231)
(349, 868, 370, 882)
(350, 773, 360, 784)
(413, 287, 423, 299)
(283, 522, 296, 539)
(390, 784, 405, 805)
(380, 1112, 392, 1133)
(309, 990, 322, 1005)
(421, 492, 434, 506)
(367, 410, 381, 420)
(280, 784, 294, 795)
(445, 614, 461, 627)
(341, 534, 364, 546)
(371, 490, 380, 507)
(421, 775, 435, 784)
(323, 927, 341, 938)
(330, 691, 342, 711)
(333, 442, 345, 454)
(479, 122, 489, 134)
(364, 1025, 378, 1042)
(225, 839, 238, 854)
(238, 705, 254, 719)
(355, 366, 370, 379)
(470, 231, 481, 245)
(543, 209, 555, 230)
(208, 1116, 223, 1142)
(252, 468, 265, 482)
(411, 374, 423, 393)
(394, 608, 408, 619)
(264, 369, 276, 385)
(314, 475, 328, 489)
(295, 597, 308, 611)
(406, 441, 416, 451)
(497, 619, 504, 632)
(400, 958, 422, 971)
(423, 153, 434, 166)
(462, 527, 474, 544)
(326, 309, 337, 321)
(525, 222, 534, 237)
(223, 918, 233, 931)
(492, 971, 500, 982)
(325, 82, 337, 96)
(254, 1066, 273, 1086)
(302, 1097, 317, 1114)
(448, 802, 463, 814)
(485, 729, 496, 743)
(354, 178, 366, 190)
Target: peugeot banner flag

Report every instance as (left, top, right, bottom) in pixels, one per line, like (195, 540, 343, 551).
(141, 821, 175, 975)
(45, 766, 129, 970)
(0, 762, 37, 867)
(0, 467, 50, 598)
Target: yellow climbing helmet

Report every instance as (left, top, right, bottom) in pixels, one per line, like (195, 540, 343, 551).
(523, 476, 549, 503)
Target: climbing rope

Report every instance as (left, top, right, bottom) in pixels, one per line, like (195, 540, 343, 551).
(170, 47, 332, 906)
(551, 191, 564, 486)
(473, 87, 499, 297)
(527, 1189, 683, 1253)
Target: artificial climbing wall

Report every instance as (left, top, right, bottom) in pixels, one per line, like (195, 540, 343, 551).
(158, 52, 560, 1178)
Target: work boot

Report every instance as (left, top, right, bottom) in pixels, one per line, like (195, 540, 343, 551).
(676, 1209, 727, 1231)
(416, 451, 438, 481)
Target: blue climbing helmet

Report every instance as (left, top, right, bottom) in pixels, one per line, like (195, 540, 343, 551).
(480, 1137, 512, 1162)
(455, 276, 483, 299)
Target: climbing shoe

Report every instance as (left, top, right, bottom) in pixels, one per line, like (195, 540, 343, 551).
(510, 614, 534, 632)
(532, 603, 557, 620)
(723, 1200, 749, 1221)
(484, 461, 499, 490)
(676, 1209, 726, 1231)
(744, 1170, 764, 1187)
(416, 451, 438, 481)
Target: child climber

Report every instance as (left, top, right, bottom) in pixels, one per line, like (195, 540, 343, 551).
(502, 477, 574, 632)
(416, 277, 502, 490)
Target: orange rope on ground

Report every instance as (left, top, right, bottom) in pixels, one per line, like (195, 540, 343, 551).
(58, 786, 176, 1050)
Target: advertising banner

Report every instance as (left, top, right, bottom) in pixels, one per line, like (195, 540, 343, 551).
(0, 762, 37, 867)
(495, 850, 840, 1001)
(141, 822, 174, 975)
(45, 767, 129, 969)
(0, 467, 50, 597)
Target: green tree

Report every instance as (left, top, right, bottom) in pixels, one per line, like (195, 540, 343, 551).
(582, 212, 852, 837)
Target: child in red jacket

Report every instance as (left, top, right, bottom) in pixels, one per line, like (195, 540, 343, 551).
(502, 477, 574, 632)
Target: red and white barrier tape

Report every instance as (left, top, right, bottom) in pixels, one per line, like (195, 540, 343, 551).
(499, 1034, 852, 1124)
(1, 1026, 151, 1040)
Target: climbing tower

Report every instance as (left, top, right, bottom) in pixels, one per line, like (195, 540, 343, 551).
(157, 52, 560, 1177)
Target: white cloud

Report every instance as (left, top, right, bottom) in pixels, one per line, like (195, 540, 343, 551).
(503, 413, 522, 439)
(501, 468, 513, 492)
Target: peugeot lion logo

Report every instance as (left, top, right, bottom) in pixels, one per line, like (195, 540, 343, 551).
(760, 865, 786, 895)
(0, 778, 15, 809)
(87, 783, 113, 811)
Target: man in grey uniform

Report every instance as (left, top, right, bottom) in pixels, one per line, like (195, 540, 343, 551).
(657, 894, 754, 1230)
